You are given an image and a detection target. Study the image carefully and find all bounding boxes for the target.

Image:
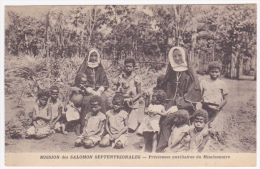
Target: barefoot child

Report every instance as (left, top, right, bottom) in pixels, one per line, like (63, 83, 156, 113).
(189, 109, 210, 153)
(100, 93, 128, 149)
(75, 95, 106, 148)
(48, 85, 67, 134)
(115, 57, 141, 132)
(164, 110, 190, 153)
(200, 61, 228, 125)
(26, 90, 53, 139)
(141, 90, 167, 153)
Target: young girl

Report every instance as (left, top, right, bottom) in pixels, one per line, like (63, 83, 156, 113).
(189, 109, 210, 153)
(99, 93, 129, 149)
(164, 110, 190, 153)
(142, 90, 167, 153)
(26, 90, 53, 139)
(75, 95, 106, 148)
(200, 61, 228, 125)
(48, 85, 67, 134)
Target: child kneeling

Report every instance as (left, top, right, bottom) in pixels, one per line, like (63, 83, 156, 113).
(100, 93, 128, 149)
(75, 95, 106, 148)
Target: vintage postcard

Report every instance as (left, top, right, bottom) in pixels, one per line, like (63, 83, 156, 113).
(3, 2, 258, 167)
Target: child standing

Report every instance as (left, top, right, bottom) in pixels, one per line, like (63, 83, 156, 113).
(189, 109, 210, 153)
(75, 95, 106, 148)
(142, 90, 167, 153)
(200, 61, 228, 124)
(115, 57, 141, 132)
(100, 93, 128, 149)
(26, 90, 53, 139)
(164, 110, 190, 153)
(48, 85, 67, 134)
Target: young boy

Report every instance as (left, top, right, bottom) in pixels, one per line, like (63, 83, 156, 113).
(200, 61, 228, 124)
(99, 93, 128, 149)
(189, 109, 210, 153)
(75, 95, 106, 148)
(26, 90, 53, 139)
(48, 85, 67, 134)
(115, 57, 141, 132)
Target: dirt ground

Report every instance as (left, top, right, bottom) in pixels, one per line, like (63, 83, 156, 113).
(5, 77, 256, 153)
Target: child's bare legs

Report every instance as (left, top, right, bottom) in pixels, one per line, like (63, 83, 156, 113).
(61, 123, 68, 134)
(143, 132, 153, 152)
(152, 132, 158, 153)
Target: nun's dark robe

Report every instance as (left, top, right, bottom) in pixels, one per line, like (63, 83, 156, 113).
(75, 63, 109, 135)
(156, 64, 202, 152)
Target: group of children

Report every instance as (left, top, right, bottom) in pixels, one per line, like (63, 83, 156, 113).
(26, 59, 228, 153)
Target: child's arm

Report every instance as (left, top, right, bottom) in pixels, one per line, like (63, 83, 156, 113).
(167, 132, 187, 150)
(88, 120, 105, 137)
(218, 94, 228, 110)
(105, 117, 113, 138)
(50, 105, 63, 128)
(197, 134, 210, 152)
(114, 116, 129, 139)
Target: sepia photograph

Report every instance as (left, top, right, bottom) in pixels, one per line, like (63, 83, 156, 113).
(3, 2, 258, 167)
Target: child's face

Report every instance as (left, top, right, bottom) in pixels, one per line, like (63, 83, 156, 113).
(172, 49, 184, 65)
(209, 68, 220, 80)
(89, 52, 98, 63)
(39, 96, 49, 106)
(151, 94, 160, 104)
(112, 100, 123, 112)
(50, 89, 59, 100)
(90, 102, 101, 114)
(194, 116, 206, 131)
(124, 63, 134, 73)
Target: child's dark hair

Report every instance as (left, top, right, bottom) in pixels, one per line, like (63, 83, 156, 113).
(124, 57, 136, 67)
(50, 85, 59, 92)
(154, 74, 165, 90)
(193, 109, 208, 123)
(112, 93, 125, 106)
(89, 95, 101, 105)
(152, 89, 166, 104)
(37, 89, 50, 99)
(208, 61, 222, 72)
(174, 110, 190, 127)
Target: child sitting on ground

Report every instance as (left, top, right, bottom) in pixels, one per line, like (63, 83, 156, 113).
(48, 85, 67, 134)
(75, 95, 106, 148)
(99, 93, 129, 149)
(141, 90, 167, 153)
(164, 110, 190, 153)
(26, 90, 53, 139)
(200, 61, 228, 125)
(189, 109, 210, 153)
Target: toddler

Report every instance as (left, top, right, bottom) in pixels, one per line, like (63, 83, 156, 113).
(142, 90, 167, 153)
